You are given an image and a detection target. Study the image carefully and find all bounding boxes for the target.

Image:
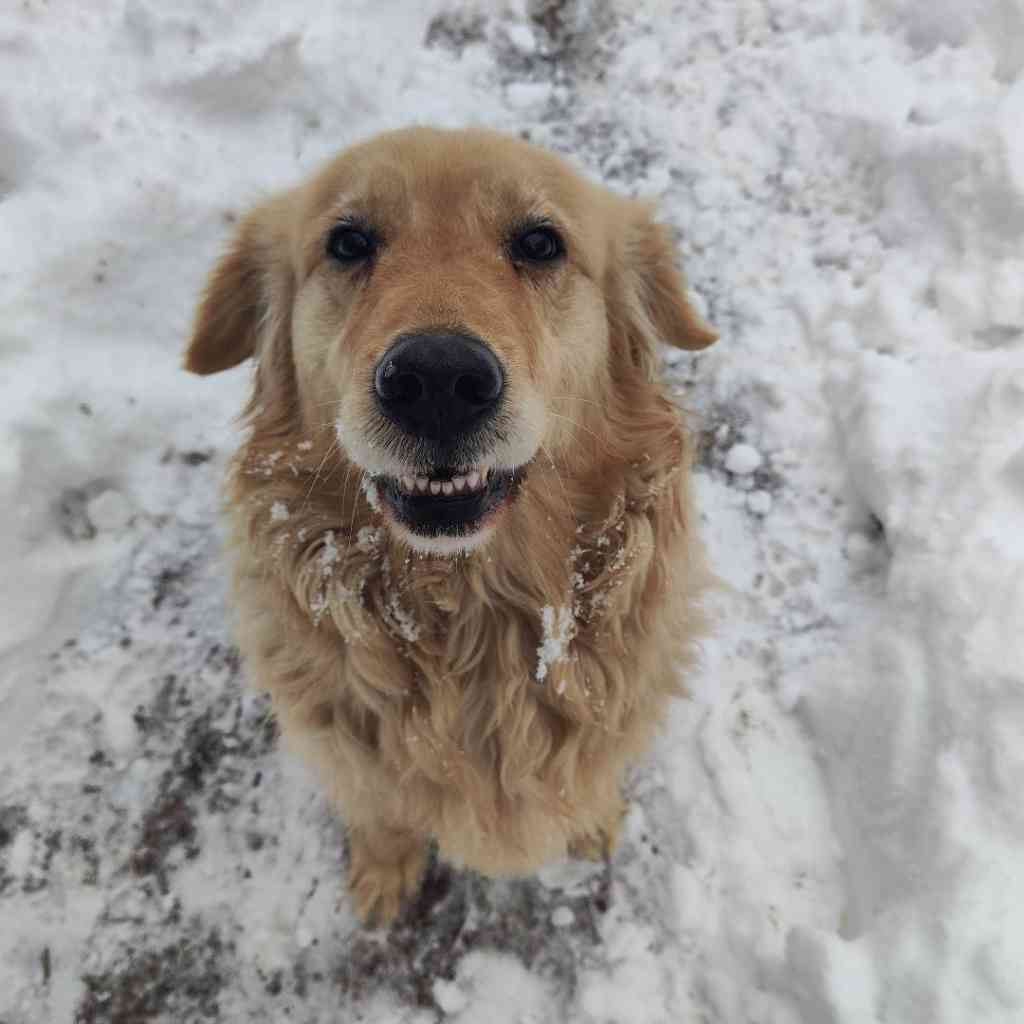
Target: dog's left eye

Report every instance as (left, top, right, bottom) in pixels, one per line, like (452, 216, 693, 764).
(327, 225, 376, 263)
(511, 225, 564, 263)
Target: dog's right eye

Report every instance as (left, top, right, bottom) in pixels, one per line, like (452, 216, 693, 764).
(510, 225, 564, 264)
(327, 226, 376, 263)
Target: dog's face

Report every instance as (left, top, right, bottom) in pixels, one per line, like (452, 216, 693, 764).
(186, 128, 716, 554)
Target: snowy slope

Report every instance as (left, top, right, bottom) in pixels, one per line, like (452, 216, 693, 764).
(2, 1, 1023, 1021)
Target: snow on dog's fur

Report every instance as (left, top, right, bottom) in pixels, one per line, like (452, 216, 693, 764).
(185, 127, 716, 924)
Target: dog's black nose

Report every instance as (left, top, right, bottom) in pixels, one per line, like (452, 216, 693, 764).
(374, 332, 504, 441)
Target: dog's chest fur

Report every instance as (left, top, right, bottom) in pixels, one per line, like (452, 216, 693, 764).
(231, 443, 702, 870)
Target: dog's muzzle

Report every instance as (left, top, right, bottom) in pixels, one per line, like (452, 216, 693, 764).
(370, 332, 522, 540)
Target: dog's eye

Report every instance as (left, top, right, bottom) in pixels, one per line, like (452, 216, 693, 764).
(327, 226, 376, 263)
(511, 226, 564, 263)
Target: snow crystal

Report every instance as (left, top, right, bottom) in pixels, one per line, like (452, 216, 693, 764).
(551, 906, 575, 928)
(432, 978, 468, 1015)
(309, 591, 328, 626)
(724, 443, 763, 475)
(376, 555, 420, 644)
(356, 526, 382, 552)
(746, 490, 772, 516)
(318, 531, 338, 577)
(248, 449, 288, 479)
(361, 476, 381, 512)
(505, 81, 551, 111)
(535, 605, 575, 684)
(505, 22, 536, 54)
(384, 590, 420, 644)
(8, 828, 33, 877)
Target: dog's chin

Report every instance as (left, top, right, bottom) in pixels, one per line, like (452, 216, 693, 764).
(373, 464, 526, 557)
(389, 522, 497, 556)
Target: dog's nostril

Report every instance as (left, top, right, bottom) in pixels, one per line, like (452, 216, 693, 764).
(453, 372, 499, 406)
(392, 373, 423, 404)
(375, 362, 424, 405)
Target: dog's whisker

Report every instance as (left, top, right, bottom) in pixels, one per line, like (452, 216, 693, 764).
(538, 441, 573, 523)
(337, 468, 365, 580)
(303, 434, 341, 510)
(550, 394, 605, 408)
(545, 411, 615, 454)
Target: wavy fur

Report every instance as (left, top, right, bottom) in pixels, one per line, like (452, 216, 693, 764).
(187, 127, 715, 923)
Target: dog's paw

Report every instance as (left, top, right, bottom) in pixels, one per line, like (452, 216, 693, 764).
(347, 828, 428, 927)
(569, 802, 626, 862)
(568, 830, 613, 862)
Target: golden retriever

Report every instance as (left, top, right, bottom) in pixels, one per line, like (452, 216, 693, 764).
(185, 126, 716, 925)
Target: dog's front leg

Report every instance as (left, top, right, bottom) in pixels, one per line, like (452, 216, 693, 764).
(568, 791, 627, 863)
(346, 820, 429, 926)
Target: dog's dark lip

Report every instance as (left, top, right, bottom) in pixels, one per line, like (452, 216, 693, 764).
(376, 465, 525, 537)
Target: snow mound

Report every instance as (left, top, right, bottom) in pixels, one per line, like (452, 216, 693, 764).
(1, 0, 1023, 1021)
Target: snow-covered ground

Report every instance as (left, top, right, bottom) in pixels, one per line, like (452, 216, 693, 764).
(2, 1, 1023, 1020)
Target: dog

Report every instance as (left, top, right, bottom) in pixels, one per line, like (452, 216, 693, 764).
(185, 126, 716, 924)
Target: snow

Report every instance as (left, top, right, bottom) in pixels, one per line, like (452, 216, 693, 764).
(505, 22, 538, 55)
(443, 952, 554, 1024)
(318, 530, 339, 575)
(433, 977, 470, 1016)
(723, 442, 763, 475)
(86, 489, 136, 532)
(361, 475, 382, 512)
(535, 605, 575, 684)
(2, 0, 1023, 1021)
(551, 906, 575, 928)
(746, 489, 773, 516)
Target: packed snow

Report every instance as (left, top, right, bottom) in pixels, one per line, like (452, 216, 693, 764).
(723, 443, 763, 476)
(536, 605, 576, 685)
(2, 0, 1023, 1021)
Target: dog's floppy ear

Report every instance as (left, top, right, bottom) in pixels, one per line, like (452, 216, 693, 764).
(608, 202, 717, 374)
(185, 200, 291, 376)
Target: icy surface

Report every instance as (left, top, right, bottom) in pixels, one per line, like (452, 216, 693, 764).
(2, 1, 1023, 1021)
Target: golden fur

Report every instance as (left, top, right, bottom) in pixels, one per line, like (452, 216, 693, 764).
(185, 127, 716, 924)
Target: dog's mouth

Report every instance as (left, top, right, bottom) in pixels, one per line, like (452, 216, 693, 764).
(376, 463, 524, 538)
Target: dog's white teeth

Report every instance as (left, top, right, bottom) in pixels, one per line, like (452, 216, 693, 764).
(407, 466, 491, 496)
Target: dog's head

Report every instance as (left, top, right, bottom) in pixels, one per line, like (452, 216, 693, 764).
(186, 127, 716, 554)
